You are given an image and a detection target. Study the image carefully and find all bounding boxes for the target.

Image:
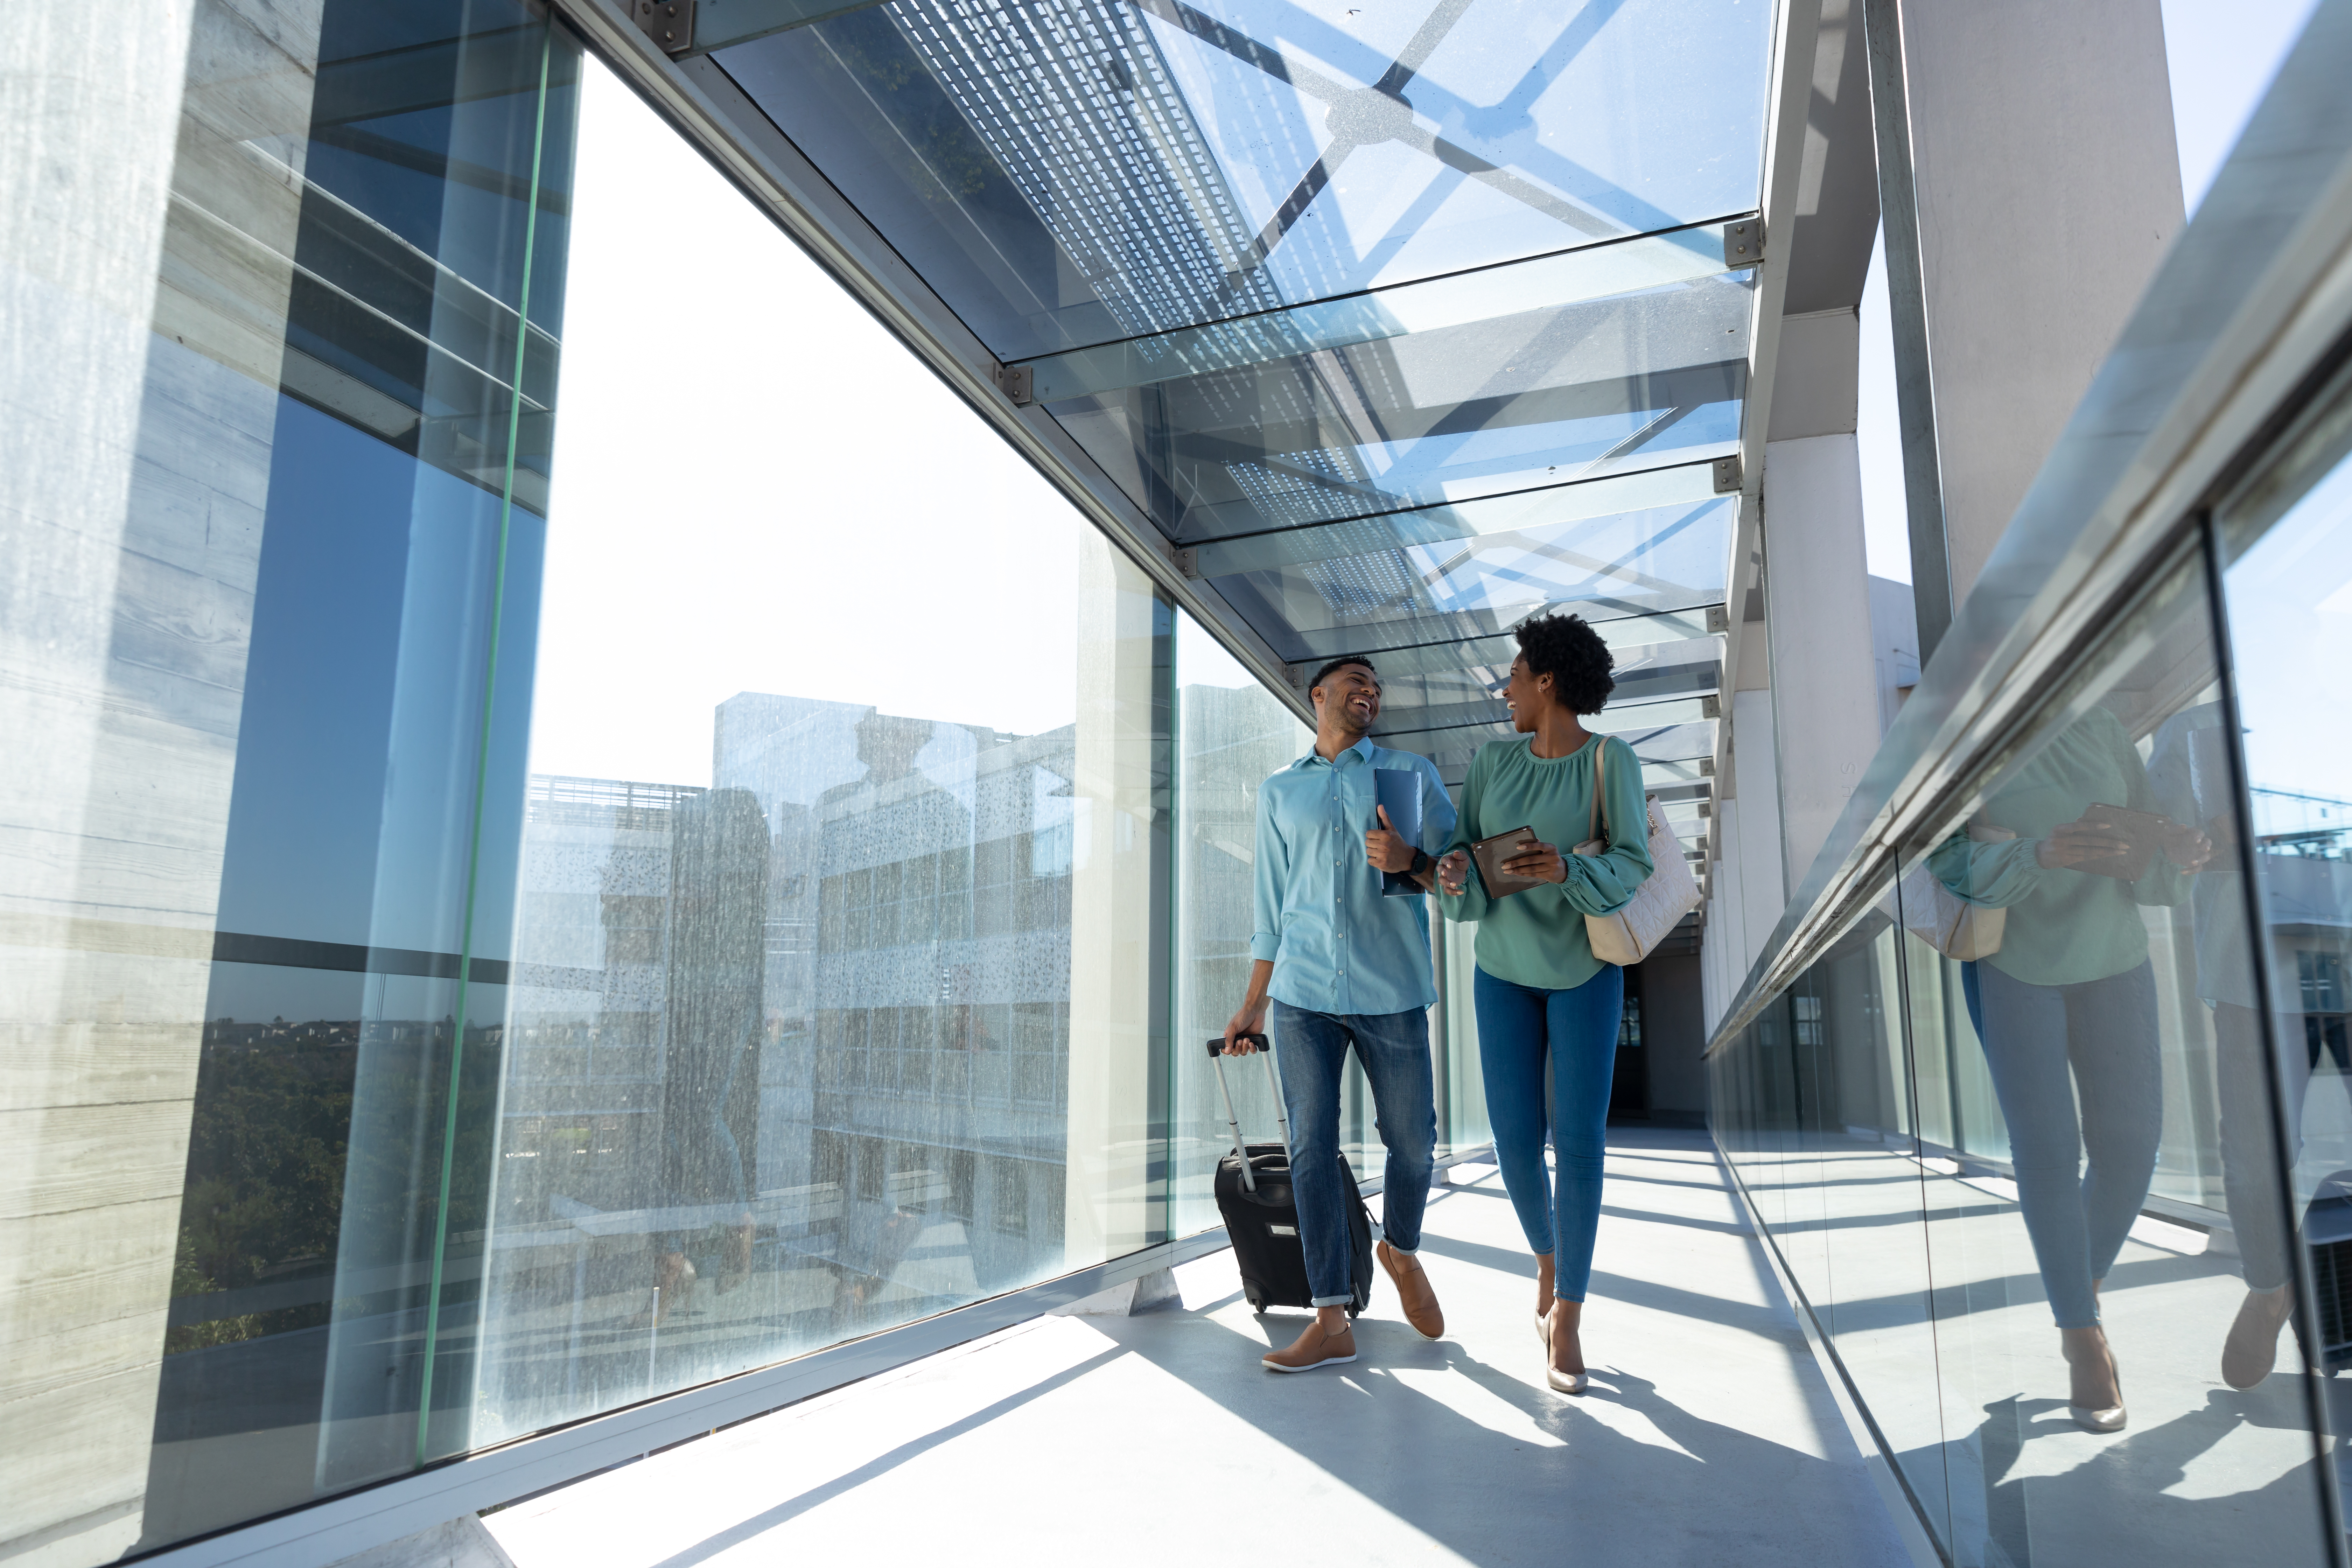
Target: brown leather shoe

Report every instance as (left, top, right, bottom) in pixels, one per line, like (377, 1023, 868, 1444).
(1262, 1318, 1358, 1373)
(1378, 1239, 1444, 1341)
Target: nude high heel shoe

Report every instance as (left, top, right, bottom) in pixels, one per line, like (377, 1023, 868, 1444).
(2066, 1334, 2126, 1434)
(1539, 1308, 1588, 1396)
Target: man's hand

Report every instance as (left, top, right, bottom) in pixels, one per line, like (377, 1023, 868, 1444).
(1500, 835, 1568, 885)
(1435, 848, 1471, 895)
(1224, 959, 1273, 1054)
(1365, 804, 1417, 874)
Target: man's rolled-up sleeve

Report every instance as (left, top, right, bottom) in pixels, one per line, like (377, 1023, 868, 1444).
(1250, 781, 1286, 962)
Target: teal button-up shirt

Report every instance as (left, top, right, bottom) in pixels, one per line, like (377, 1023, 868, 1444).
(1251, 737, 1457, 1017)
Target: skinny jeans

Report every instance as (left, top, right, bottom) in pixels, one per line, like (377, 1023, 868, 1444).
(1473, 964, 1622, 1302)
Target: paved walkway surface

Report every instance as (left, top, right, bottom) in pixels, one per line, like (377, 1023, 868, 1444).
(486, 1128, 1910, 1567)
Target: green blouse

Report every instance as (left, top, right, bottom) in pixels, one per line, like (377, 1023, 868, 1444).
(1438, 733, 1653, 990)
(1930, 706, 2192, 987)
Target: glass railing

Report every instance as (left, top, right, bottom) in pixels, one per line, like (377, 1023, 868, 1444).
(1705, 12, 2352, 1565)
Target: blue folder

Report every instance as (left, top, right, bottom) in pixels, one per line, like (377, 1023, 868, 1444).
(1374, 768, 1424, 896)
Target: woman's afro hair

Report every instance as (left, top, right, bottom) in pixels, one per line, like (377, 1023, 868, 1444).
(1516, 612, 1615, 714)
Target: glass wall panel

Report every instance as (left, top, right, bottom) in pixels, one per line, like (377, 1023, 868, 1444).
(1814, 903, 1952, 1542)
(1170, 613, 1312, 1238)
(1168, 612, 1483, 1231)
(2216, 378, 2352, 1534)
(1893, 545, 2329, 1568)
(0, 1, 583, 1558)
(1434, 916, 1492, 1156)
(465, 54, 1171, 1445)
(1709, 897, 1952, 1542)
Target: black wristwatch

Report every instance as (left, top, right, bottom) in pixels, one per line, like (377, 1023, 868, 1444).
(1409, 847, 1432, 877)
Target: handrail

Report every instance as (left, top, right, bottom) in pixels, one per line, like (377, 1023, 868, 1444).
(1706, 1, 2352, 1054)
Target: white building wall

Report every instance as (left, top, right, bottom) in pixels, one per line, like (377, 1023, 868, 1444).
(1898, 0, 2186, 608)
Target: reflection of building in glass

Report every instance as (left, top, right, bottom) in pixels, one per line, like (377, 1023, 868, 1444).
(481, 694, 1084, 1433)
(2252, 788, 2352, 1059)
(714, 692, 1080, 1280)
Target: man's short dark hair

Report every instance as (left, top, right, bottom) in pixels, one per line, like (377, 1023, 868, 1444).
(1308, 654, 1377, 693)
(1516, 613, 1614, 714)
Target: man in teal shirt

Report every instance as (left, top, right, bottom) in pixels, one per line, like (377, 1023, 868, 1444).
(1222, 655, 1456, 1373)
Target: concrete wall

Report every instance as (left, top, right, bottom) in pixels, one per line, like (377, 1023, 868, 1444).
(2, 9, 200, 1565)
(0, 4, 325, 1558)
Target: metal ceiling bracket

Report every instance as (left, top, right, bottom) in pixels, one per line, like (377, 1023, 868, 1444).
(1701, 695, 1721, 719)
(1173, 547, 1200, 579)
(994, 362, 1034, 405)
(1722, 216, 1764, 268)
(632, 0, 695, 52)
(1705, 603, 1730, 635)
(1712, 454, 1743, 493)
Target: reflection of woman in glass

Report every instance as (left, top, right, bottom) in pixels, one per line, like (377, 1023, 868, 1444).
(1433, 614, 1651, 1395)
(1935, 705, 2208, 1433)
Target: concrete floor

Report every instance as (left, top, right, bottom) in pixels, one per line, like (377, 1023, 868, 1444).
(485, 1128, 1910, 1567)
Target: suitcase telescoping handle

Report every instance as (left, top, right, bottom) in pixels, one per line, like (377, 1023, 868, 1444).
(1206, 1035, 1291, 1194)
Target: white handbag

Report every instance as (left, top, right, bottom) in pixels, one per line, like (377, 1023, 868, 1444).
(1572, 738, 1702, 966)
(1898, 823, 2017, 960)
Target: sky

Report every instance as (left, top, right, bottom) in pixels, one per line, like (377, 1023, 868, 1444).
(529, 61, 1088, 789)
(1858, 0, 2324, 582)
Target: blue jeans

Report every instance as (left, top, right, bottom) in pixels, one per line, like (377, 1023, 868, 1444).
(1266, 1000, 1437, 1307)
(1474, 964, 1621, 1302)
(1963, 960, 2162, 1329)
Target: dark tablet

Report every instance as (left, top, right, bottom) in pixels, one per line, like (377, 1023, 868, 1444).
(1471, 826, 1548, 900)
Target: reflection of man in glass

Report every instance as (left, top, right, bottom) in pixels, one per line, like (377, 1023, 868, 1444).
(2150, 703, 2313, 1388)
(1936, 704, 2208, 1433)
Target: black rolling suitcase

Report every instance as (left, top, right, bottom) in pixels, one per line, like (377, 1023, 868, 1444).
(1208, 1036, 1374, 1317)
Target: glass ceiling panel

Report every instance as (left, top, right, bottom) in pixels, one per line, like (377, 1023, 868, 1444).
(1357, 603, 1719, 679)
(1413, 710, 1717, 785)
(1206, 494, 1731, 661)
(1021, 222, 1744, 400)
(1051, 270, 1751, 540)
(1183, 456, 1717, 577)
(1369, 634, 1720, 736)
(708, 0, 1762, 794)
(718, 0, 1773, 359)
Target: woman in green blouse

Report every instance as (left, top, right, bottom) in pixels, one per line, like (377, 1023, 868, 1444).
(1434, 613, 1651, 1394)
(1934, 704, 2208, 1432)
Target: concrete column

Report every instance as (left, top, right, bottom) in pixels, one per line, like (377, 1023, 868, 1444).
(0, 7, 208, 1565)
(1763, 310, 1883, 888)
(1730, 689, 1787, 976)
(1704, 809, 1748, 1041)
(1896, 0, 2185, 616)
